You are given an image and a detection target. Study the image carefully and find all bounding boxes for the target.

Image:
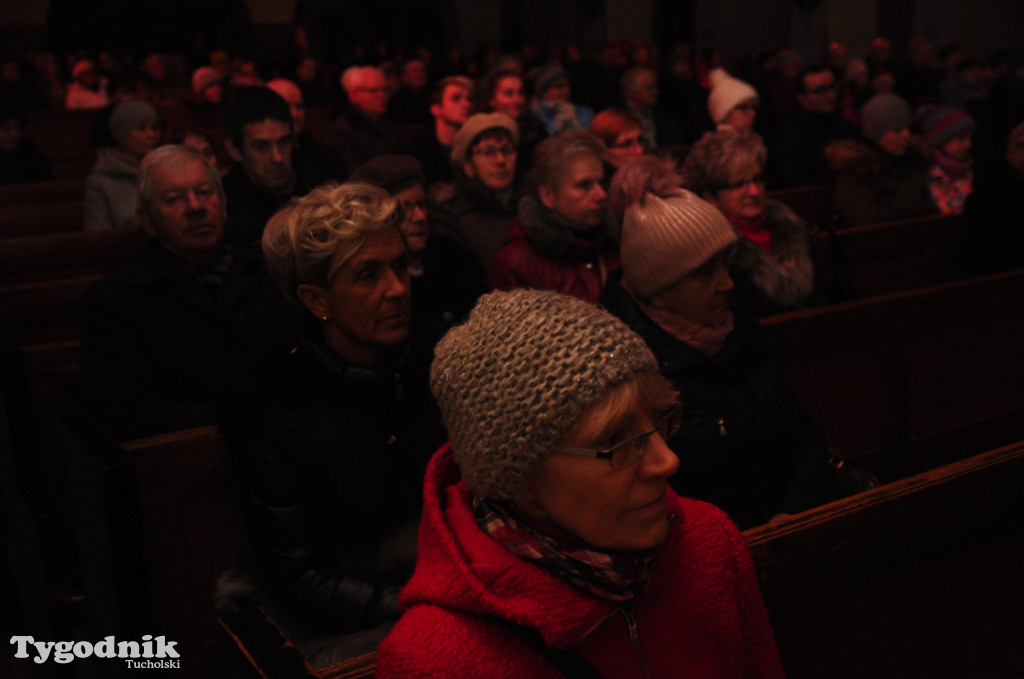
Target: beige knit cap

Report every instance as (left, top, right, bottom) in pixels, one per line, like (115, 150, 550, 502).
(450, 112, 519, 166)
(707, 68, 759, 124)
(430, 289, 657, 502)
(621, 188, 738, 298)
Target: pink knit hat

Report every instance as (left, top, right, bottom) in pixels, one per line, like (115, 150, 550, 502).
(620, 186, 737, 298)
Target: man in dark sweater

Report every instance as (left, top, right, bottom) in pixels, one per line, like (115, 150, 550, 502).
(222, 86, 320, 246)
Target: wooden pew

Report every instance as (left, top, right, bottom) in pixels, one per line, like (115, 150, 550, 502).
(218, 443, 1024, 679)
(0, 178, 86, 209)
(768, 183, 833, 226)
(60, 413, 235, 677)
(765, 267, 1024, 480)
(746, 441, 1024, 679)
(0, 201, 84, 238)
(813, 212, 961, 299)
(0, 227, 140, 284)
(0, 275, 101, 346)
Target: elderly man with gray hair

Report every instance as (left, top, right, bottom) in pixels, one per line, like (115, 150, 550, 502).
(80, 144, 293, 440)
(323, 65, 400, 176)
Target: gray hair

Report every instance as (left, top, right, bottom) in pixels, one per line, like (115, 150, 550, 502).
(340, 65, 384, 96)
(136, 144, 224, 217)
(681, 128, 767, 198)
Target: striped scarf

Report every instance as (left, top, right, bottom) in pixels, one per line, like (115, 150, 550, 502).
(473, 496, 655, 604)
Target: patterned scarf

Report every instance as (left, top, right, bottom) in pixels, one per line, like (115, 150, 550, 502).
(473, 497, 656, 604)
(933, 150, 973, 180)
(622, 278, 734, 357)
(179, 244, 234, 297)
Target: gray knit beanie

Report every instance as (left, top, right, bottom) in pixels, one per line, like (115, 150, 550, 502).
(621, 187, 737, 298)
(430, 289, 657, 502)
(861, 93, 912, 143)
(108, 101, 159, 144)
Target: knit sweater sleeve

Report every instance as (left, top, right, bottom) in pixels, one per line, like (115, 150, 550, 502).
(721, 515, 786, 679)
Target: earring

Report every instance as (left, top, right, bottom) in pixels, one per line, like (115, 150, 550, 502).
(321, 315, 329, 321)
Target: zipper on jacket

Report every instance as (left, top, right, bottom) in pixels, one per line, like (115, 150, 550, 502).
(625, 612, 654, 679)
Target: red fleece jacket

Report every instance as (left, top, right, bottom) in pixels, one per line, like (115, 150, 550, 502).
(376, 444, 784, 678)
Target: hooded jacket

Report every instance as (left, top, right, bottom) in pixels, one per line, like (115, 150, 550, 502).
(376, 445, 784, 679)
(827, 139, 937, 226)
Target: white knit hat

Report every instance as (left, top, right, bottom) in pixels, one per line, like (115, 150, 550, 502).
(707, 68, 759, 124)
(620, 187, 737, 298)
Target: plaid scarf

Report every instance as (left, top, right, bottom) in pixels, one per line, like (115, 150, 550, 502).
(179, 244, 234, 297)
(473, 497, 655, 604)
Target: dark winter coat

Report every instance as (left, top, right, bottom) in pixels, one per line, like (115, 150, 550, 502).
(431, 176, 519, 275)
(601, 271, 841, 529)
(829, 139, 937, 226)
(80, 240, 293, 440)
(231, 318, 447, 638)
(321, 106, 400, 178)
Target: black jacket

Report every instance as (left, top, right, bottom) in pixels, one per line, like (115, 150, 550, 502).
(80, 240, 293, 440)
(601, 271, 839, 529)
(231, 319, 446, 634)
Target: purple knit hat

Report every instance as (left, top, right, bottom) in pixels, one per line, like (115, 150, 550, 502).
(916, 105, 975, 149)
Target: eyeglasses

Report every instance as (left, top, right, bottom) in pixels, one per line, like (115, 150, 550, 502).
(807, 82, 838, 95)
(474, 144, 517, 159)
(552, 404, 683, 471)
(609, 136, 645, 149)
(717, 173, 765, 192)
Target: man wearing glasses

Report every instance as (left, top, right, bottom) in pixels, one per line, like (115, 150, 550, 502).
(769, 63, 857, 188)
(324, 65, 399, 176)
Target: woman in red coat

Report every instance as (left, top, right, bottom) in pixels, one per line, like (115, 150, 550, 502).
(376, 289, 784, 678)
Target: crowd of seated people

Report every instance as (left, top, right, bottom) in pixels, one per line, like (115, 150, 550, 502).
(3, 32, 1023, 670)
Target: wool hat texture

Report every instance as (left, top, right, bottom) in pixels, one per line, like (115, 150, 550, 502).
(192, 66, 223, 95)
(916, 104, 975, 150)
(348, 154, 425, 195)
(620, 187, 738, 298)
(430, 289, 657, 502)
(450, 112, 519, 165)
(707, 69, 759, 124)
(861, 93, 912, 143)
(532, 64, 570, 99)
(108, 101, 159, 144)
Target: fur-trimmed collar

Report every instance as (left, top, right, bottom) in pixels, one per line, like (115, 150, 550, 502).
(729, 199, 815, 313)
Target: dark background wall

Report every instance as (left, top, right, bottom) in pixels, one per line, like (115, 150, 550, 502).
(0, 0, 1020, 68)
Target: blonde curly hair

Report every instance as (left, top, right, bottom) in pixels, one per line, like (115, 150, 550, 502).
(261, 182, 402, 302)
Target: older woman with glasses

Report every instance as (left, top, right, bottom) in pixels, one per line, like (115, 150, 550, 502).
(376, 288, 784, 678)
(682, 127, 817, 316)
(601, 155, 871, 529)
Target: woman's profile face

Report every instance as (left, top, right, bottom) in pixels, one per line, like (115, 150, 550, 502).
(654, 248, 734, 327)
(122, 119, 161, 160)
(516, 394, 679, 552)
(722, 98, 757, 132)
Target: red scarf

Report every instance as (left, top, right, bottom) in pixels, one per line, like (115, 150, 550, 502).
(730, 212, 773, 254)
